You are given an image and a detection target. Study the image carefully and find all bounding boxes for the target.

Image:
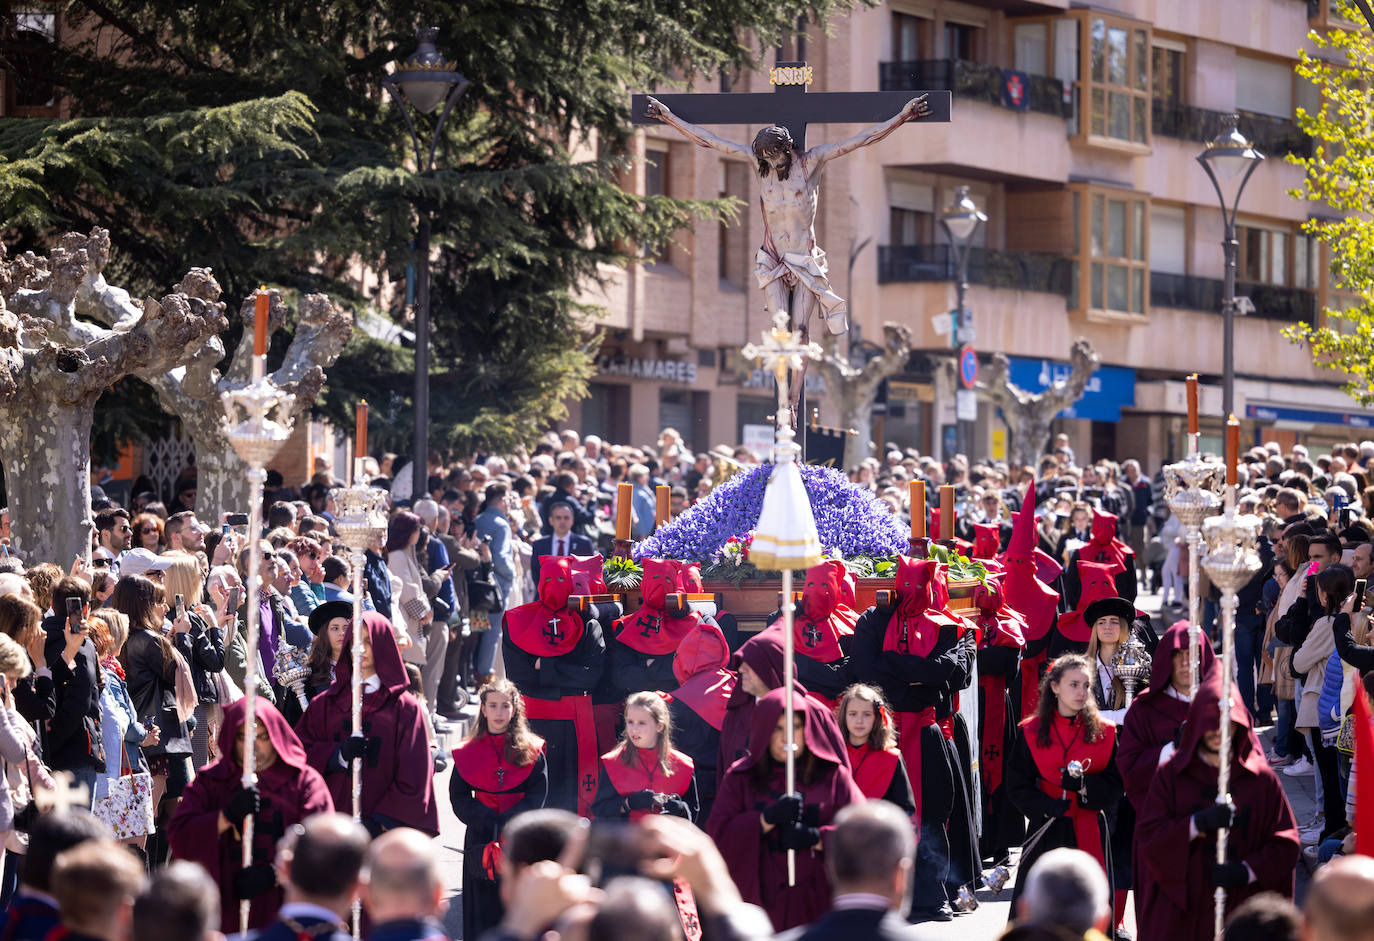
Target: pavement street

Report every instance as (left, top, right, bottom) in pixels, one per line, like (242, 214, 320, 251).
(431, 584, 1321, 940)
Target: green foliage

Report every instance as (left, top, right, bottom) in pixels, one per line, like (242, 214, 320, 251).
(1284, 2, 1374, 400)
(603, 556, 643, 591)
(1, 0, 860, 453)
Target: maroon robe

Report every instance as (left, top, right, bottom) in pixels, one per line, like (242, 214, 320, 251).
(706, 688, 865, 931)
(1135, 671, 1299, 941)
(168, 699, 334, 932)
(295, 611, 439, 835)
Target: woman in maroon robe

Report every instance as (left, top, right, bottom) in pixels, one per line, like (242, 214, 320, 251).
(168, 699, 334, 932)
(669, 621, 735, 820)
(707, 687, 864, 931)
(1004, 654, 1123, 929)
(1135, 670, 1299, 941)
(835, 683, 914, 814)
(449, 678, 548, 941)
(295, 610, 439, 836)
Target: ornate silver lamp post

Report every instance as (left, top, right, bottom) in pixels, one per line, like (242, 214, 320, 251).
(223, 289, 298, 935)
(1200, 418, 1261, 941)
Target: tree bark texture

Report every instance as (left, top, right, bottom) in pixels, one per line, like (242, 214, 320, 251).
(976, 337, 1100, 469)
(815, 321, 914, 470)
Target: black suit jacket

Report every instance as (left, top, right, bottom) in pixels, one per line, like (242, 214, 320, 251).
(248, 915, 351, 941)
(779, 906, 937, 941)
(530, 532, 595, 585)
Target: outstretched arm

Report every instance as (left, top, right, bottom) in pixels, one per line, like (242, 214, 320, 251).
(644, 97, 753, 161)
(807, 95, 929, 169)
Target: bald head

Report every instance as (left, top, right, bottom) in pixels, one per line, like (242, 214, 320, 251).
(361, 827, 443, 924)
(1306, 855, 1374, 941)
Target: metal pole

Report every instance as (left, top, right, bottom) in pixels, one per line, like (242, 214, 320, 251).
(781, 565, 796, 887)
(413, 215, 431, 499)
(349, 541, 366, 939)
(239, 466, 266, 936)
(1221, 224, 1237, 419)
(955, 260, 969, 461)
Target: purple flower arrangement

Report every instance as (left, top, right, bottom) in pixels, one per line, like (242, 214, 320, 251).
(634, 463, 909, 563)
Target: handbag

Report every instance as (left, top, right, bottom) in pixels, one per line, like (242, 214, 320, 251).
(10, 755, 38, 831)
(1336, 711, 1357, 756)
(92, 750, 155, 840)
(401, 594, 431, 623)
(467, 563, 504, 613)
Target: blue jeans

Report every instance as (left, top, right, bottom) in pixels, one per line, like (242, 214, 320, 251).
(72, 766, 98, 810)
(1275, 697, 1309, 760)
(475, 609, 503, 675)
(1318, 836, 1344, 864)
(1234, 619, 1265, 718)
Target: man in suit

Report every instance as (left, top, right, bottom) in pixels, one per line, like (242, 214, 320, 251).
(531, 503, 595, 586)
(248, 813, 369, 941)
(781, 800, 936, 940)
(361, 828, 450, 941)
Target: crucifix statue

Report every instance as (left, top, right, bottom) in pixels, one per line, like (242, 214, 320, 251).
(636, 63, 951, 339)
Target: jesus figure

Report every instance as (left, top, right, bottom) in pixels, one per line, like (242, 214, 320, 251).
(644, 93, 930, 336)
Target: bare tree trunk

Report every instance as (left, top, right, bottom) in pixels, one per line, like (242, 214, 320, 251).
(0, 400, 95, 565)
(814, 322, 913, 469)
(976, 338, 1100, 469)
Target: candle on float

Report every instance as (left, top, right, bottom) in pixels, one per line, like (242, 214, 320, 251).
(1186, 374, 1199, 436)
(1226, 414, 1240, 487)
(939, 485, 955, 540)
(911, 480, 926, 538)
(253, 287, 269, 358)
(355, 400, 368, 461)
(655, 485, 670, 526)
(616, 482, 633, 541)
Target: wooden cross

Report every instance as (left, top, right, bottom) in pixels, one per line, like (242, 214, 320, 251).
(631, 61, 952, 147)
(37, 770, 91, 814)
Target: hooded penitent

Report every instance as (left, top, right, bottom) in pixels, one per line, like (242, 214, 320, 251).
(972, 575, 1026, 794)
(1057, 560, 1132, 645)
(615, 559, 700, 656)
(1082, 508, 1130, 574)
(296, 611, 438, 835)
(971, 523, 1006, 570)
(884, 557, 963, 657)
(167, 699, 333, 932)
(1134, 670, 1299, 941)
(506, 558, 585, 656)
(672, 621, 736, 731)
(793, 560, 855, 662)
(567, 554, 608, 595)
(999, 484, 1063, 722)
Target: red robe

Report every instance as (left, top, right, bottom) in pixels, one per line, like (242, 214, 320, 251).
(706, 688, 864, 932)
(168, 699, 334, 932)
(295, 611, 439, 835)
(1135, 672, 1299, 941)
(999, 481, 1062, 720)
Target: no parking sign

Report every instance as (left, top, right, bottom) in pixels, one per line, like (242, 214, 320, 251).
(959, 345, 978, 389)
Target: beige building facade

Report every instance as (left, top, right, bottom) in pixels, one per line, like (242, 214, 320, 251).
(567, 0, 1371, 470)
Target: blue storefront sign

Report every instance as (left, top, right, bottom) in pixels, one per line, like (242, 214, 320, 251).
(1245, 403, 1374, 429)
(1006, 357, 1136, 422)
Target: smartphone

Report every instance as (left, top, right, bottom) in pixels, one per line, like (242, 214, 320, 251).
(1340, 508, 1353, 528)
(221, 522, 231, 537)
(226, 586, 243, 613)
(226, 513, 250, 527)
(1357, 579, 1367, 610)
(65, 597, 83, 633)
(174, 594, 185, 620)
(1309, 560, 1321, 577)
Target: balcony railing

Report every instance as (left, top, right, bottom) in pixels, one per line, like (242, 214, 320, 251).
(879, 59, 1070, 119)
(878, 244, 1074, 296)
(1149, 271, 1318, 323)
(1151, 99, 1312, 158)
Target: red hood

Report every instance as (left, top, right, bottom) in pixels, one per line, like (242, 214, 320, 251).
(1057, 560, 1131, 644)
(998, 480, 1061, 640)
(737, 687, 846, 771)
(640, 559, 678, 609)
(973, 574, 1027, 648)
(801, 561, 844, 622)
(1167, 668, 1266, 777)
(537, 557, 576, 609)
(568, 555, 607, 594)
(673, 620, 730, 684)
(1090, 508, 1118, 544)
(972, 523, 1001, 560)
(673, 561, 705, 593)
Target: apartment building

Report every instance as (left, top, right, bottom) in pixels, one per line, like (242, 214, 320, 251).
(572, 0, 1369, 469)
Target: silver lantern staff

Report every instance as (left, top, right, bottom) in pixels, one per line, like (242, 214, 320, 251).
(742, 311, 824, 888)
(1200, 415, 1260, 941)
(223, 288, 297, 936)
(331, 442, 389, 940)
(1163, 374, 1223, 696)
(1111, 633, 1151, 709)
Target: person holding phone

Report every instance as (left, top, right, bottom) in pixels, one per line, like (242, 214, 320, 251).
(41, 576, 106, 807)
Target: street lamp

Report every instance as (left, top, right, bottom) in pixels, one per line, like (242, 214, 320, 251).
(382, 27, 471, 498)
(1196, 113, 1264, 420)
(940, 185, 986, 460)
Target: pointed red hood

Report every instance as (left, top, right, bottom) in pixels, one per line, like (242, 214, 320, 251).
(793, 561, 853, 661)
(507, 557, 585, 655)
(568, 554, 608, 594)
(1081, 508, 1128, 572)
(973, 573, 1026, 649)
(999, 481, 1061, 641)
(1057, 560, 1134, 643)
(615, 559, 698, 655)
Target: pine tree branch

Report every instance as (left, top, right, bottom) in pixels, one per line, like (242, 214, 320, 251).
(72, 0, 217, 74)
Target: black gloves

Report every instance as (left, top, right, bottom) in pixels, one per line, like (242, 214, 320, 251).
(340, 733, 371, 763)
(762, 794, 803, 826)
(1193, 802, 1236, 833)
(777, 823, 821, 850)
(1049, 798, 1072, 817)
(1060, 770, 1084, 792)
(660, 796, 690, 819)
(233, 864, 276, 900)
(626, 789, 657, 812)
(362, 815, 387, 838)
(1211, 862, 1250, 888)
(224, 785, 261, 828)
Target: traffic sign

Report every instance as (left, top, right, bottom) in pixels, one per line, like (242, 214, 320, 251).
(959, 345, 978, 389)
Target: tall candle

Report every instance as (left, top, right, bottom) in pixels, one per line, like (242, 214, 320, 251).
(655, 485, 670, 527)
(1226, 414, 1239, 487)
(939, 485, 955, 540)
(1186, 374, 1199, 435)
(911, 480, 926, 538)
(616, 482, 633, 541)
(253, 287, 269, 358)
(355, 399, 368, 460)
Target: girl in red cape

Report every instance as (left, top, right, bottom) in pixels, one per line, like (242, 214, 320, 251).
(1135, 670, 1299, 941)
(295, 610, 439, 837)
(668, 621, 736, 820)
(168, 699, 334, 933)
(502, 557, 605, 815)
(449, 678, 548, 941)
(706, 687, 864, 932)
(1004, 654, 1124, 935)
(835, 683, 914, 814)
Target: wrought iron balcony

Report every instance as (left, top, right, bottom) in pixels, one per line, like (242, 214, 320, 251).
(878, 244, 1074, 296)
(1151, 99, 1312, 158)
(879, 59, 1069, 118)
(1149, 271, 1317, 323)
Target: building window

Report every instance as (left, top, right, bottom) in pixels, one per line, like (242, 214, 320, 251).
(1013, 22, 1048, 76)
(1238, 222, 1290, 286)
(644, 147, 668, 198)
(1235, 54, 1294, 120)
(1072, 184, 1149, 319)
(1151, 44, 1185, 107)
(1084, 13, 1151, 148)
(718, 161, 749, 286)
(5, 10, 57, 114)
(892, 11, 925, 62)
(889, 208, 932, 247)
(945, 21, 978, 61)
(1295, 233, 1319, 290)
